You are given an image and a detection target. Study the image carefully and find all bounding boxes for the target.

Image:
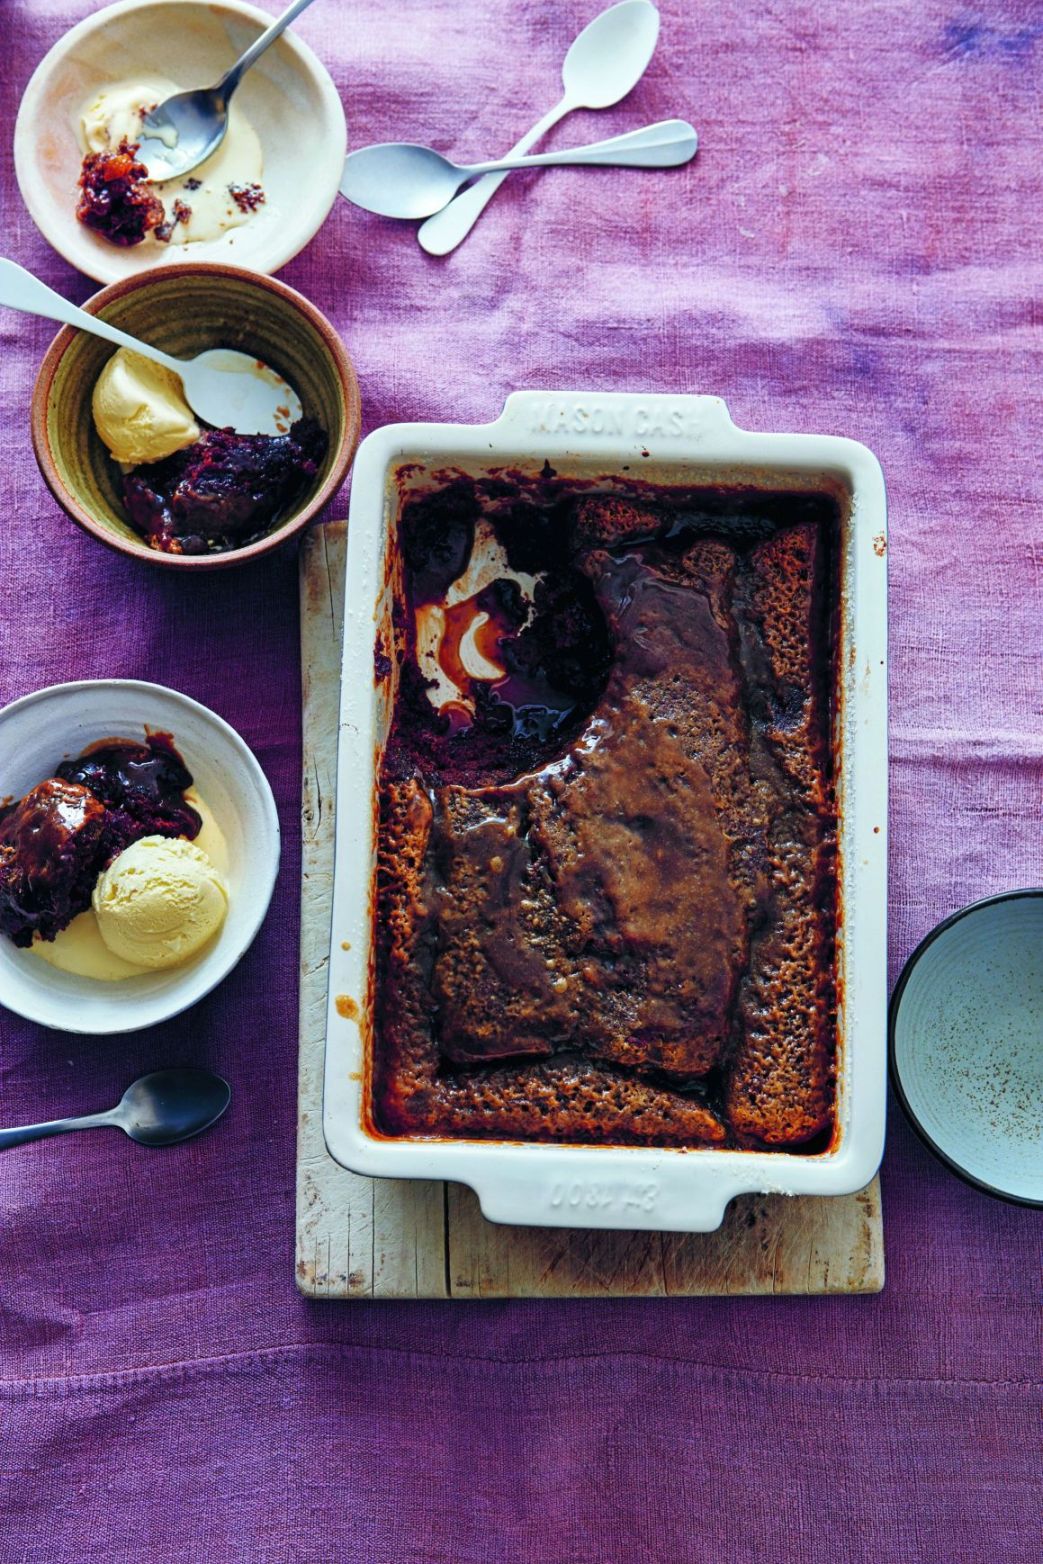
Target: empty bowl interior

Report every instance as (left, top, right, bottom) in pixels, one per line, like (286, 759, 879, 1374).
(0, 681, 279, 1033)
(15, 0, 345, 283)
(38, 269, 350, 558)
(892, 894, 1043, 1204)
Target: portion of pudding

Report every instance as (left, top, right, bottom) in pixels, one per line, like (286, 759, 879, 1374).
(121, 418, 327, 554)
(0, 734, 226, 978)
(76, 140, 165, 246)
(76, 78, 265, 249)
(0, 778, 107, 946)
(372, 475, 839, 1151)
(56, 735, 202, 855)
(91, 348, 327, 555)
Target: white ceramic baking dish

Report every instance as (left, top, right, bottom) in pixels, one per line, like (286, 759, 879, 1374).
(323, 391, 887, 1233)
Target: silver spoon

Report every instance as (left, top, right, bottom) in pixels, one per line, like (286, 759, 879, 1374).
(419, 0, 661, 256)
(0, 1068, 231, 1151)
(341, 118, 697, 220)
(137, 0, 320, 182)
(0, 259, 302, 436)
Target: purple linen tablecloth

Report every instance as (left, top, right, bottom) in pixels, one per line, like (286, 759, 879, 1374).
(1, 2, 1041, 1560)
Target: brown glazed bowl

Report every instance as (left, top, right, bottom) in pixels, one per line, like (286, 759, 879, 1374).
(31, 263, 361, 569)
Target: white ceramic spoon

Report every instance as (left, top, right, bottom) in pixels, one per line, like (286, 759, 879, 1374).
(0, 258, 301, 435)
(419, 0, 661, 256)
(341, 119, 697, 220)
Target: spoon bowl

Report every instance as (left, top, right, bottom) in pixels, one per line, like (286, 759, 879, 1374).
(562, 0, 661, 108)
(138, 0, 320, 181)
(0, 1067, 231, 1151)
(179, 347, 302, 433)
(345, 145, 466, 220)
(138, 87, 231, 182)
(343, 119, 698, 221)
(115, 1068, 232, 1146)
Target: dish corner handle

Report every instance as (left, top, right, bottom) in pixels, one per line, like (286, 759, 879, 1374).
(494, 390, 738, 449)
(470, 1166, 734, 1234)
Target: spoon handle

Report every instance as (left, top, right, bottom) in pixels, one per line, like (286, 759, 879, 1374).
(418, 97, 572, 257)
(218, 0, 319, 97)
(0, 260, 184, 373)
(0, 1110, 116, 1150)
(465, 118, 697, 176)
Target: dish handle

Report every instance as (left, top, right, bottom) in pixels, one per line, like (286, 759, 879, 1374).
(468, 1163, 739, 1234)
(492, 389, 741, 455)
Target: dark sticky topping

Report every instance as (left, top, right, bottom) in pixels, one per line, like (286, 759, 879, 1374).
(0, 733, 199, 948)
(120, 416, 327, 555)
(0, 780, 106, 947)
(426, 551, 748, 1078)
(56, 733, 201, 856)
(399, 482, 478, 601)
(76, 139, 164, 247)
(385, 481, 612, 787)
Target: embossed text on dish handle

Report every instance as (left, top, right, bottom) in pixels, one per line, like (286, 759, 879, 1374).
(497, 390, 736, 447)
(545, 1178, 661, 1215)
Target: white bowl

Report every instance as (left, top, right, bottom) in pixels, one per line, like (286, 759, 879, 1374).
(0, 679, 279, 1033)
(323, 390, 889, 1233)
(14, 0, 345, 284)
(890, 891, 1043, 1207)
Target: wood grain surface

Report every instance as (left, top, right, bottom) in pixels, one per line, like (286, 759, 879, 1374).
(295, 523, 884, 1299)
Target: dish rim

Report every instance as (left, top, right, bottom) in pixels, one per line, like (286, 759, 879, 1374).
(888, 885, 1043, 1210)
(323, 390, 889, 1233)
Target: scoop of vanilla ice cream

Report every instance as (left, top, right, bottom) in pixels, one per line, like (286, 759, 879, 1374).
(92, 348, 200, 464)
(93, 836, 228, 970)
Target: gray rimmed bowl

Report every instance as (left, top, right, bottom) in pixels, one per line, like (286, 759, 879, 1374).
(31, 262, 361, 570)
(889, 889, 1043, 1207)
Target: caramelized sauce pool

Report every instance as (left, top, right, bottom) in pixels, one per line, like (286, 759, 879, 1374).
(386, 481, 613, 786)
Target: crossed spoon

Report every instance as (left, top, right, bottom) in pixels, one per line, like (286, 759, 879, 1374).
(339, 2, 696, 239)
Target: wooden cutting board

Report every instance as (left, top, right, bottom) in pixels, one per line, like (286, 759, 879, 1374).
(295, 523, 884, 1299)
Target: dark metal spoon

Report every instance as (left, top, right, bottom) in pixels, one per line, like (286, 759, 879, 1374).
(0, 1068, 230, 1151)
